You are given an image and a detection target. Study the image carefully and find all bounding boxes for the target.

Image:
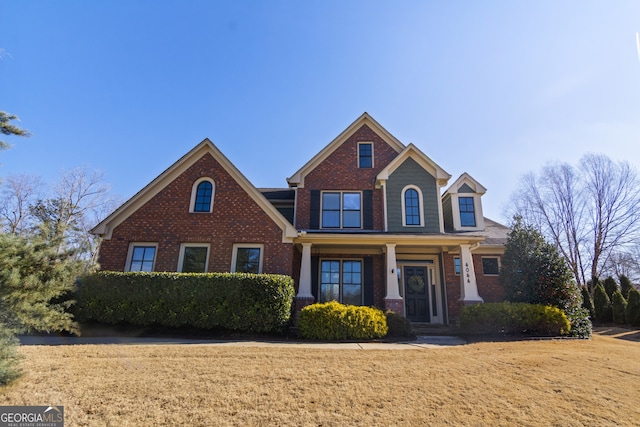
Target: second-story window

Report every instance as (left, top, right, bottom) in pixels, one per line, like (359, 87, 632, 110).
(404, 188, 420, 226)
(459, 196, 476, 227)
(322, 191, 361, 228)
(358, 142, 373, 168)
(190, 178, 215, 213)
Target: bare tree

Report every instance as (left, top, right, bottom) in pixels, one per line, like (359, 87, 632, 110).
(509, 153, 640, 292)
(30, 166, 115, 266)
(0, 174, 43, 234)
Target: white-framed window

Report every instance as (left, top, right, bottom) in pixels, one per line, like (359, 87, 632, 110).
(358, 142, 373, 168)
(319, 259, 363, 305)
(459, 196, 476, 227)
(401, 185, 424, 227)
(126, 243, 158, 272)
(190, 177, 215, 213)
(454, 257, 461, 275)
(481, 257, 500, 276)
(321, 191, 362, 229)
(178, 243, 210, 273)
(231, 244, 264, 274)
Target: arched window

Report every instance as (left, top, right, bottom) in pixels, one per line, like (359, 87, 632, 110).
(402, 185, 423, 227)
(190, 178, 214, 213)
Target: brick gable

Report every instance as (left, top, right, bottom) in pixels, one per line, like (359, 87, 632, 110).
(97, 153, 293, 274)
(295, 124, 399, 230)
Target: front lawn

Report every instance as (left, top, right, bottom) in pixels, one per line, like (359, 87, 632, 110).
(1, 331, 639, 426)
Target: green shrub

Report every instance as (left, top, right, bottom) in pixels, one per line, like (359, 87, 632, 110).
(460, 302, 570, 336)
(611, 290, 628, 324)
(603, 276, 619, 300)
(593, 283, 613, 323)
(0, 324, 22, 387)
(564, 306, 592, 339)
(620, 275, 633, 299)
(74, 271, 295, 333)
(626, 288, 640, 326)
(385, 310, 413, 337)
(581, 286, 594, 318)
(297, 301, 388, 340)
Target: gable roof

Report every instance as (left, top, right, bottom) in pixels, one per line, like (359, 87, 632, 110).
(444, 172, 487, 195)
(286, 112, 406, 188)
(376, 143, 451, 186)
(91, 139, 298, 241)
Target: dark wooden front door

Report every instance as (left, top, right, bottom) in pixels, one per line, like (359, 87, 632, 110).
(404, 266, 430, 322)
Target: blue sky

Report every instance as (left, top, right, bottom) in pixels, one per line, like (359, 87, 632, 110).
(2, 1, 640, 222)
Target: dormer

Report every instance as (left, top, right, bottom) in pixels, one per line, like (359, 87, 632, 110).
(442, 173, 486, 232)
(376, 144, 451, 233)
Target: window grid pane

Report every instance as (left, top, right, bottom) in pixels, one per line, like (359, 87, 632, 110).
(405, 189, 420, 225)
(182, 247, 208, 273)
(482, 258, 499, 275)
(342, 193, 361, 228)
(359, 143, 372, 168)
(321, 192, 361, 229)
(322, 193, 341, 228)
(194, 181, 213, 212)
(131, 246, 156, 272)
(459, 197, 476, 227)
(236, 248, 261, 273)
(320, 260, 341, 302)
(320, 260, 362, 305)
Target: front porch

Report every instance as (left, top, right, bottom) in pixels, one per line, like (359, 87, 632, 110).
(293, 234, 487, 324)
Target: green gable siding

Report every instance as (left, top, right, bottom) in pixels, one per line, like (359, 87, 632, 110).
(442, 194, 453, 231)
(459, 183, 475, 193)
(386, 157, 441, 233)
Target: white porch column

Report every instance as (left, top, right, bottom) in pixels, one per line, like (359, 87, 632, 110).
(297, 243, 314, 299)
(459, 244, 483, 304)
(385, 243, 401, 299)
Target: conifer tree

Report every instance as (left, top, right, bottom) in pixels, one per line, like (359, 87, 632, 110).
(0, 232, 80, 334)
(593, 283, 613, 323)
(581, 286, 594, 318)
(611, 290, 628, 324)
(603, 276, 618, 300)
(619, 275, 633, 299)
(626, 288, 640, 326)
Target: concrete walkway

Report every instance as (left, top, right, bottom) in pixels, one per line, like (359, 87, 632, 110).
(18, 334, 466, 349)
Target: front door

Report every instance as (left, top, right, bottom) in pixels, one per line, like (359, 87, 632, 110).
(404, 266, 429, 322)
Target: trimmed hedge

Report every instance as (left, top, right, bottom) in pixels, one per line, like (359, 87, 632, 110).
(460, 302, 571, 336)
(297, 301, 388, 340)
(74, 271, 295, 333)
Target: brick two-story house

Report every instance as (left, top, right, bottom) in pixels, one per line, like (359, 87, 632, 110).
(92, 113, 508, 324)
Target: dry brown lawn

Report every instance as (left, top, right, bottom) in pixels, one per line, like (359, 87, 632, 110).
(1, 330, 639, 426)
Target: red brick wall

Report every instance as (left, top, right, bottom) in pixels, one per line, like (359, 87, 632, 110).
(295, 124, 400, 229)
(98, 153, 294, 274)
(443, 252, 505, 319)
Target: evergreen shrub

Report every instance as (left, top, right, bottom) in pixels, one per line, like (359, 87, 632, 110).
(603, 276, 619, 300)
(593, 283, 613, 323)
(581, 286, 594, 318)
(297, 301, 388, 340)
(611, 290, 628, 324)
(460, 302, 570, 336)
(0, 324, 22, 386)
(74, 271, 295, 333)
(619, 275, 633, 299)
(626, 288, 640, 326)
(385, 310, 413, 337)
